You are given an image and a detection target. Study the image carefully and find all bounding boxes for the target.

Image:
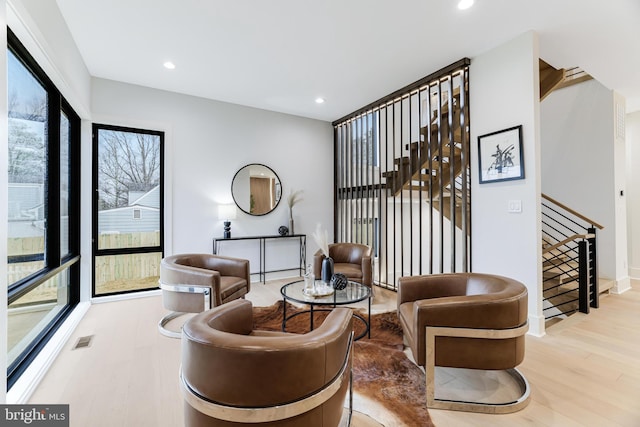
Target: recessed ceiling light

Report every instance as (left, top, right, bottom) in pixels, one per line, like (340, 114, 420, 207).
(163, 61, 176, 70)
(315, 97, 325, 104)
(457, 0, 474, 10)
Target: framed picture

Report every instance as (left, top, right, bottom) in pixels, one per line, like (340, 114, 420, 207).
(478, 125, 524, 184)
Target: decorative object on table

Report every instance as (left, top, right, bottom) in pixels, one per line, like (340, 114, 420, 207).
(313, 243, 373, 288)
(303, 264, 315, 295)
(287, 189, 303, 235)
(217, 204, 237, 239)
(321, 258, 334, 284)
(302, 264, 333, 297)
(278, 225, 289, 236)
(478, 125, 524, 184)
(330, 273, 348, 290)
(305, 281, 334, 297)
(312, 223, 333, 283)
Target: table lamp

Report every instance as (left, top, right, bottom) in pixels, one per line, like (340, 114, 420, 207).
(218, 204, 237, 238)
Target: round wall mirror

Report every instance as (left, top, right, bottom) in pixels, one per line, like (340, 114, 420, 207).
(231, 164, 282, 216)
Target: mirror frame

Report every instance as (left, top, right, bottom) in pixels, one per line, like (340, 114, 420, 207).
(231, 163, 282, 216)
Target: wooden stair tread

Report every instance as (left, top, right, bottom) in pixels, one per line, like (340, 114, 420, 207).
(380, 88, 469, 232)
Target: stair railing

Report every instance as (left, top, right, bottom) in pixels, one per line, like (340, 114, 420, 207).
(541, 194, 603, 320)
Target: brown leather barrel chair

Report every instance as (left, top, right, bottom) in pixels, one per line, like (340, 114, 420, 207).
(158, 253, 250, 338)
(180, 299, 354, 426)
(313, 243, 373, 287)
(397, 273, 530, 413)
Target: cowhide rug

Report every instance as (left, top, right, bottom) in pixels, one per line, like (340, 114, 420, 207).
(253, 301, 434, 427)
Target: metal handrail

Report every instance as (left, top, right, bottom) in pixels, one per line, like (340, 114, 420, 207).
(541, 195, 601, 321)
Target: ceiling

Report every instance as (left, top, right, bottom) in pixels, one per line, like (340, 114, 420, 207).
(55, 0, 640, 122)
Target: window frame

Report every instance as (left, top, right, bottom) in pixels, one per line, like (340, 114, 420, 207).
(91, 123, 165, 297)
(6, 28, 81, 388)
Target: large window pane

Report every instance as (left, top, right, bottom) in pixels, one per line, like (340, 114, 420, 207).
(93, 125, 163, 297)
(96, 129, 161, 250)
(7, 30, 80, 390)
(7, 270, 70, 367)
(7, 49, 48, 284)
(94, 252, 161, 295)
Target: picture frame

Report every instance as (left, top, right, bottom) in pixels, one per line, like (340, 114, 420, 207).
(477, 125, 524, 184)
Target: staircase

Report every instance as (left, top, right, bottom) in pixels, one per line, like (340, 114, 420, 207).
(541, 194, 603, 325)
(540, 59, 593, 100)
(542, 238, 588, 321)
(381, 88, 469, 231)
(540, 59, 598, 327)
(379, 58, 590, 231)
(373, 59, 593, 285)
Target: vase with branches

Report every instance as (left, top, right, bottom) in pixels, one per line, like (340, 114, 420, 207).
(287, 189, 303, 234)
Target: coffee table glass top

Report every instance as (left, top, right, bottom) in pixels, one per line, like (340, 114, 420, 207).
(281, 280, 371, 305)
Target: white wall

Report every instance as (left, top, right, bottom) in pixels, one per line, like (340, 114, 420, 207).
(626, 111, 640, 279)
(540, 80, 630, 292)
(613, 93, 630, 293)
(470, 31, 544, 336)
(91, 78, 334, 276)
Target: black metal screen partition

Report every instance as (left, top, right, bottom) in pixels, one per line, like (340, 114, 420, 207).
(333, 59, 471, 290)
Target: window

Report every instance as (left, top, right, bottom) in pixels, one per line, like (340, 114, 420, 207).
(92, 125, 164, 296)
(7, 49, 47, 283)
(7, 29, 81, 388)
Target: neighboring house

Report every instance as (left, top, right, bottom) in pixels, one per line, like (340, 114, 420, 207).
(128, 185, 160, 208)
(8, 181, 161, 252)
(98, 185, 160, 234)
(7, 183, 45, 238)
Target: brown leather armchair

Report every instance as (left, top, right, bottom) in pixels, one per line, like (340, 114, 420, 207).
(158, 253, 250, 338)
(180, 299, 354, 426)
(313, 243, 373, 287)
(397, 273, 530, 413)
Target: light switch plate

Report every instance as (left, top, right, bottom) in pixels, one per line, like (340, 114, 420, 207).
(508, 200, 522, 213)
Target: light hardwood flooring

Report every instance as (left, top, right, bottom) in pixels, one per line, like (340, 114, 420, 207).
(27, 278, 640, 426)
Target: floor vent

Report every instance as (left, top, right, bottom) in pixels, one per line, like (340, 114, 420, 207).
(73, 335, 94, 350)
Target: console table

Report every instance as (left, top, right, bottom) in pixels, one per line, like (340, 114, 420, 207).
(213, 234, 306, 283)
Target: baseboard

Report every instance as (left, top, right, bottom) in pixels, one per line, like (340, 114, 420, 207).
(612, 276, 631, 294)
(628, 266, 640, 280)
(6, 302, 91, 404)
(252, 271, 301, 283)
(91, 288, 161, 304)
(527, 313, 545, 337)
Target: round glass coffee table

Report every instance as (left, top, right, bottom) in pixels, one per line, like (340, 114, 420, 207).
(280, 279, 371, 340)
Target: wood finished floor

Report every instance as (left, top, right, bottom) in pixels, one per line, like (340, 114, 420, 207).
(27, 278, 640, 426)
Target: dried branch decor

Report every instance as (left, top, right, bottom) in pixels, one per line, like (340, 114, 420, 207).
(312, 223, 329, 257)
(287, 189, 303, 220)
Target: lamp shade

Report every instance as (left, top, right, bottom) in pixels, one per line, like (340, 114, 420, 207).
(218, 204, 237, 220)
